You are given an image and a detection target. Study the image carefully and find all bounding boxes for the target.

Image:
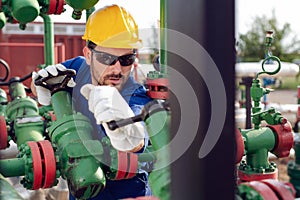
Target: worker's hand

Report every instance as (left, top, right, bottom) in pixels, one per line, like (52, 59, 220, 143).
(81, 84, 145, 152)
(31, 64, 76, 105)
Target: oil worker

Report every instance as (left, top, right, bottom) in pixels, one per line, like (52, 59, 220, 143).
(31, 4, 153, 200)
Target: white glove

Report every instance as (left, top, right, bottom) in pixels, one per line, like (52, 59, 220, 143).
(80, 84, 145, 152)
(32, 64, 76, 105)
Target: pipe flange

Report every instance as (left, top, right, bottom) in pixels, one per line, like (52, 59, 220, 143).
(267, 121, 293, 158)
(47, 0, 64, 14)
(238, 168, 278, 182)
(0, 115, 8, 149)
(115, 151, 127, 180)
(146, 78, 169, 99)
(27, 141, 43, 189)
(55, 0, 65, 14)
(107, 150, 138, 180)
(37, 140, 57, 188)
(261, 179, 295, 200)
(47, 0, 56, 14)
(126, 153, 138, 179)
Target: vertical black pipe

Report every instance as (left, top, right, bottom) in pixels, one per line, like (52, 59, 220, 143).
(240, 76, 253, 129)
(168, 0, 235, 199)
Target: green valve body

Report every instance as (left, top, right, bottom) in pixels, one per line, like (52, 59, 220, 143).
(240, 127, 276, 170)
(237, 184, 264, 200)
(6, 82, 44, 145)
(48, 91, 105, 199)
(10, 0, 40, 23)
(238, 127, 278, 182)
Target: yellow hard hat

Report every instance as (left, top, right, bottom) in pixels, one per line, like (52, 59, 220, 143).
(82, 4, 142, 49)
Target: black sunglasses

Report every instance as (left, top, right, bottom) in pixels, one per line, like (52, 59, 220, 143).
(91, 49, 136, 66)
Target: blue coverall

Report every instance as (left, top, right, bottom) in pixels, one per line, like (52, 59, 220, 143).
(62, 56, 152, 200)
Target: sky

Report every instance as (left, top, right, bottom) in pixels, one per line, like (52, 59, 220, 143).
(50, 0, 160, 28)
(49, 0, 300, 38)
(236, 0, 300, 37)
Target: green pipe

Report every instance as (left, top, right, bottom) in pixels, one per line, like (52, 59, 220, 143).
(86, 7, 95, 21)
(146, 111, 170, 151)
(160, 0, 167, 76)
(48, 90, 105, 199)
(65, 0, 99, 20)
(0, 158, 25, 177)
(9, 82, 26, 100)
(51, 91, 73, 120)
(14, 123, 44, 146)
(138, 148, 156, 163)
(145, 110, 170, 200)
(6, 82, 44, 145)
(39, 13, 54, 66)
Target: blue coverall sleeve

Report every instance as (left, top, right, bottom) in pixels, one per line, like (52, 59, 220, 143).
(61, 56, 86, 74)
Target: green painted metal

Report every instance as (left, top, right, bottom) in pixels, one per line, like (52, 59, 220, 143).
(86, 7, 95, 21)
(142, 0, 170, 198)
(6, 82, 44, 145)
(250, 80, 272, 129)
(51, 92, 73, 119)
(9, 81, 27, 100)
(0, 141, 59, 190)
(159, 0, 167, 76)
(250, 32, 283, 130)
(145, 110, 170, 200)
(0, 12, 6, 29)
(48, 90, 105, 199)
(65, 0, 99, 20)
(256, 31, 281, 79)
(138, 146, 156, 163)
(0, 173, 24, 200)
(40, 13, 54, 66)
(237, 184, 264, 200)
(239, 128, 276, 173)
(238, 31, 292, 180)
(0, 88, 7, 116)
(0, 158, 25, 177)
(65, 0, 99, 10)
(147, 0, 167, 80)
(10, 0, 40, 24)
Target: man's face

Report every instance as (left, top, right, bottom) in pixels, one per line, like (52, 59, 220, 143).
(84, 46, 135, 91)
